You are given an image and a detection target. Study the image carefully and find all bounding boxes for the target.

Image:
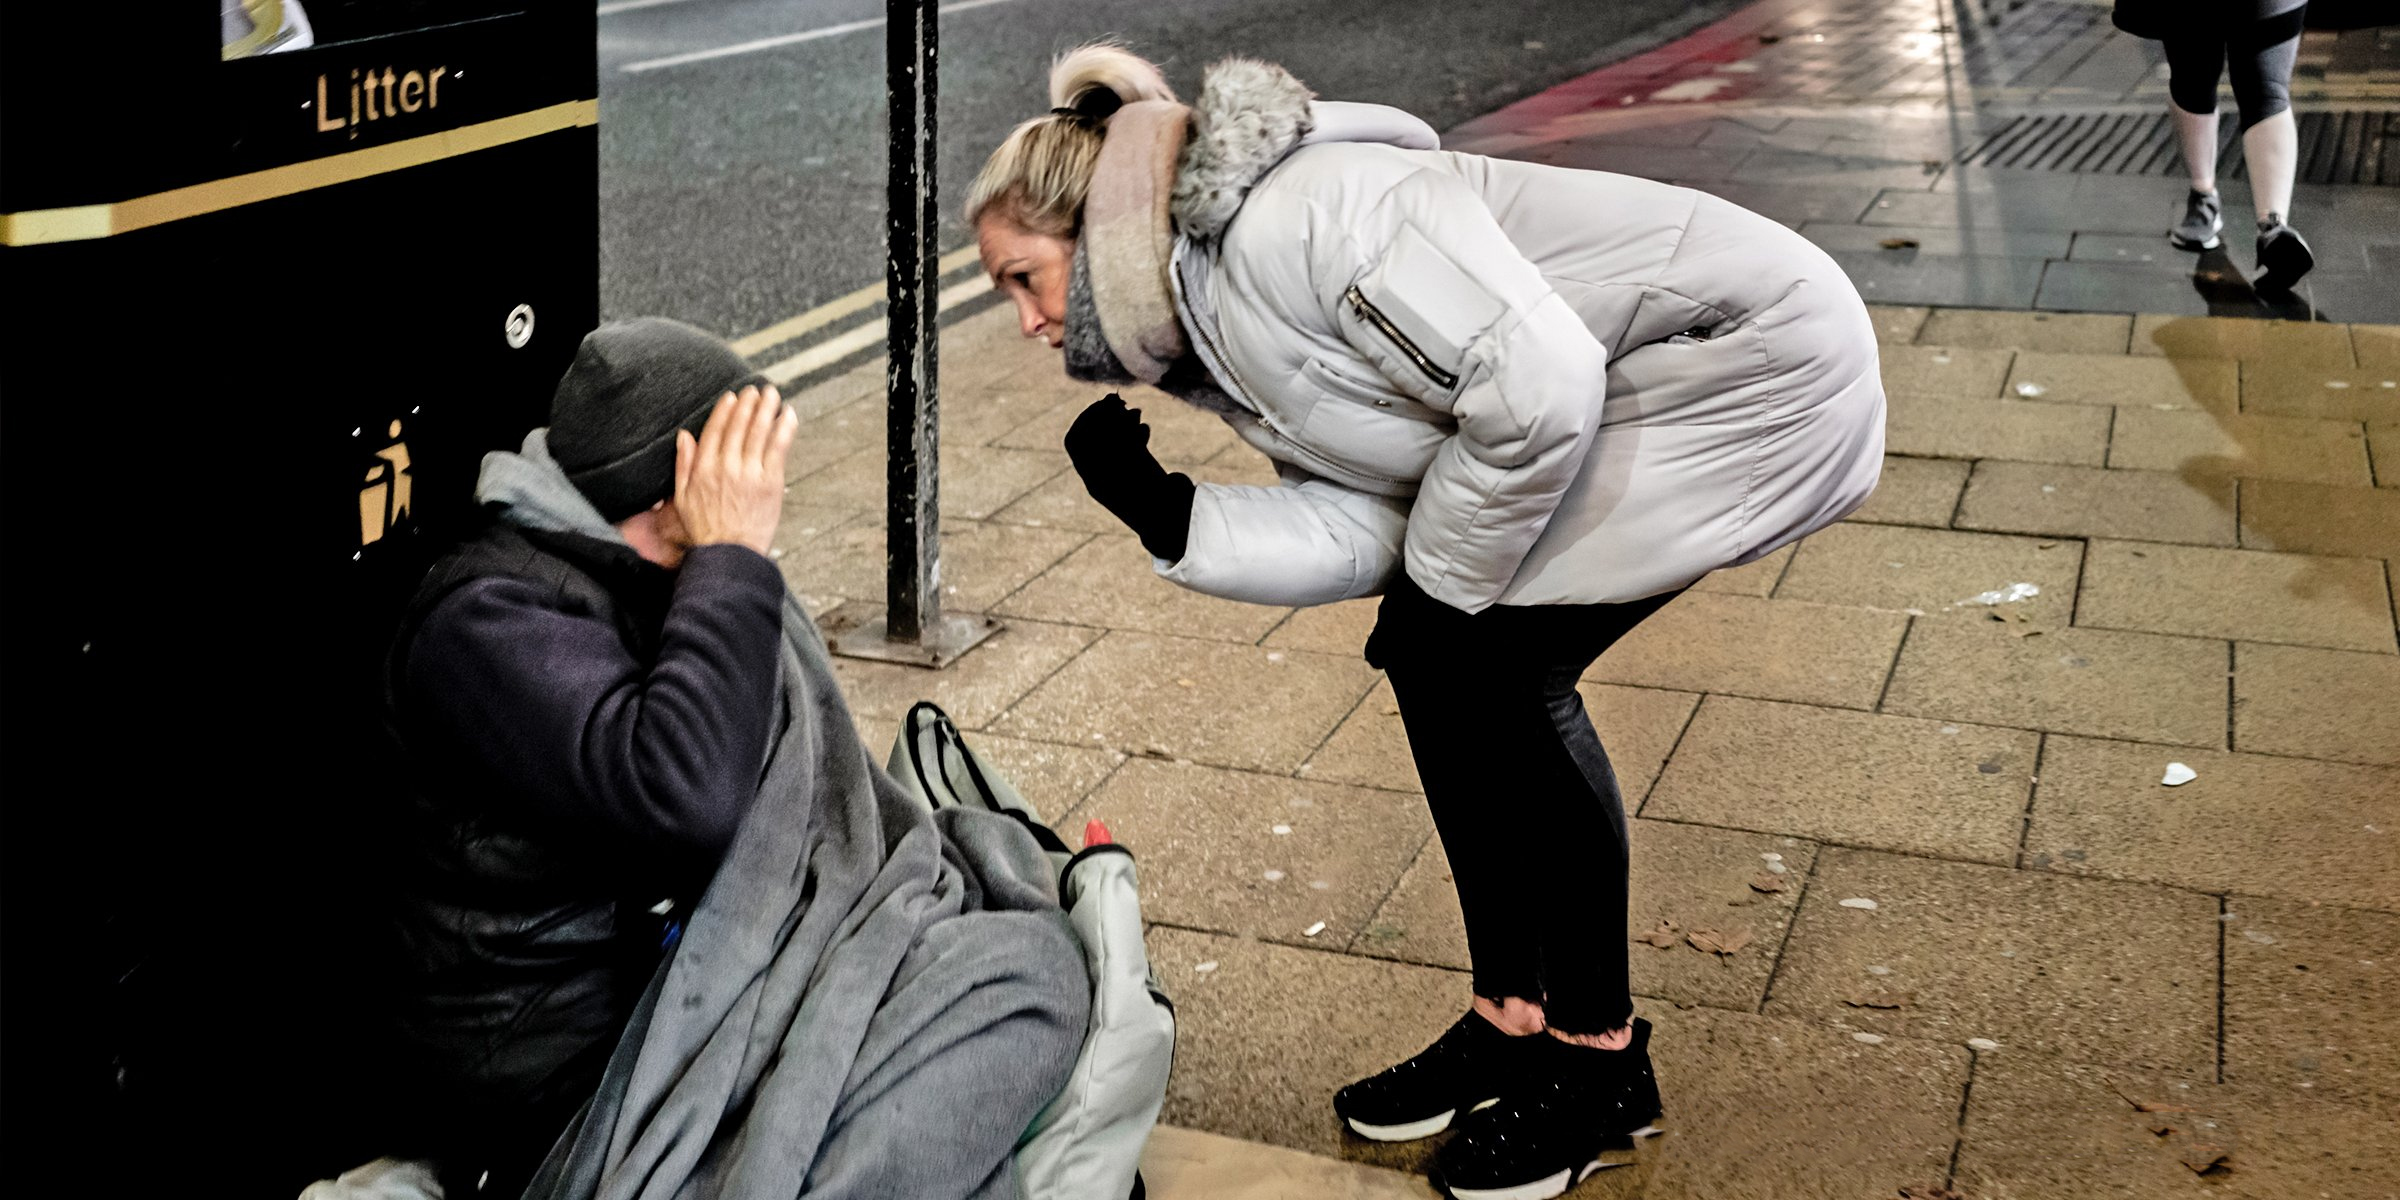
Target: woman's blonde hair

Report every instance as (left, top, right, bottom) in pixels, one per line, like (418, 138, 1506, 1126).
(964, 42, 1176, 238)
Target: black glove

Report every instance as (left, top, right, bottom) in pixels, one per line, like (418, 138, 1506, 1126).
(1064, 394, 1197, 562)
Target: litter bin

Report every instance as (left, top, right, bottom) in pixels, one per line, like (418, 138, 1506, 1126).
(0, 4, 597, 1192)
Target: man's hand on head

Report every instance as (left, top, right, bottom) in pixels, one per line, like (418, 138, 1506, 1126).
(674, 384, 798, 557)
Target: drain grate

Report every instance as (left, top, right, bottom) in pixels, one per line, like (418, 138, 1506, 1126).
(1957, 109, 2400, 185)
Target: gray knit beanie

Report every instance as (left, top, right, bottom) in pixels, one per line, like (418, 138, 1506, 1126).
(547, 317, 767, 522)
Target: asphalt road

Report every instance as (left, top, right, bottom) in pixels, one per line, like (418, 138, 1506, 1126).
(597, 0, 1739, 343)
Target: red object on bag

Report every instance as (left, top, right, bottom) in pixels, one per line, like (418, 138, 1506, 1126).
(1083, 819, 1115, 847)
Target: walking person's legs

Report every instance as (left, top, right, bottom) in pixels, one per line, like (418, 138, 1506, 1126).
(2161, 35, 2228, 249)
(2226, 14, 2313, 291)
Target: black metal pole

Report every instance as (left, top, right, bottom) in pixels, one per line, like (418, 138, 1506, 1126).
(884, 0, 939, 643)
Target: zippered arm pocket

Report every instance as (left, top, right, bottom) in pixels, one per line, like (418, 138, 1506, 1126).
(1344, 285, 1457, 391)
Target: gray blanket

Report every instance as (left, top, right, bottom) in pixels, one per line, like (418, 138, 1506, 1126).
(500, 435, 1090, 1200)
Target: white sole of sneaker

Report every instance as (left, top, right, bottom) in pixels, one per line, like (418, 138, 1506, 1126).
(1443, 1124, 1662, 1200)
(1345, 1096, 1501, 1143)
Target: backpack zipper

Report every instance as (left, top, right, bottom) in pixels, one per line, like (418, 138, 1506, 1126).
(1344, 285, 1459, 391)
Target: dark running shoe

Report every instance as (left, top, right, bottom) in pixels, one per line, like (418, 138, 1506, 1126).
(2254, 216, 2316, 295)
(2170, 188, 2223, 251)
(1433, 1019, 1665, 1200)
(1334, 1011, 1544, 1142)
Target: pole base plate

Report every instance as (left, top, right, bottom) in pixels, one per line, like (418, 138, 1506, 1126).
(826, 610, 1002, 669)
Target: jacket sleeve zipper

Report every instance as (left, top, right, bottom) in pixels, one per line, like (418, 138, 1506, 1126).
(1344, 285, 1459, 391)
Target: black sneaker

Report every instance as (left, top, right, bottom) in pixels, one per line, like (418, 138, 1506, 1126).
(1334, 1011, 1544, 1142)
(2170, 188, 2223, 251)
(2254, 215, 2316, 295)
(1432, 1019, 1665, 1200)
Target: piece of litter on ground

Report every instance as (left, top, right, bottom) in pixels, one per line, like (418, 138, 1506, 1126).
(1301, 921, 1328, 938)
(1749, 872, 1787, 894)
(1380, 705, 1400, 716)
(1633, 920, 1683, 949)
(1867, 964, 1893, 976)
(1194, 961, 1219, 974)
(1176, 678, 1195, 688)
(1852, 1032, 1886, 1044)
(2180, 1142, 2231, 1174)
(1687, 927, 1752, 956)
(1966, 1037, 2002, 1051)
(1840, 897, 1880, 911)
(1265, 652, 1285, 663)
(2326, 379, 2352, 389)
(1765, 860, 1789, 874)
(1960, 582, 2040, 606)
(2242, 929, 2278, 945)
(2014, 381, 2048, 397)
(2162, 762, 2198, 787)
(1522, 39, 1546, 49)
(1761, 852, 1783, 862)
(2040, 483, 2059, 493)
(1270, 824, 1293, 835)
(2036, 540, 2058, 549)
(2220, 912, 2239, 921)
(1262, 869, 1286, 883)
(1309, 880, 1331, 890)
(1843, 989, 1915, 1009)
(1879, 237, 1920, 250)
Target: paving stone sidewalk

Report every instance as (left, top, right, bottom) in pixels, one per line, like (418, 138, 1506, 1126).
(773, 298, 2399, 1199)
(1445, 0, 2400, 322)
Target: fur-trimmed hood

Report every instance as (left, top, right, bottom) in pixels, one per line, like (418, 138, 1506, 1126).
(1170, 61, 1439, 240)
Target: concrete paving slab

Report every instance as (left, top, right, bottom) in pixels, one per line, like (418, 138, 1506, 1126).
(2107, 407, 2374, 486)
(1956, 460, 2236, 547)
(2066, 231, 2188, 266)
(2129, 315, 2359, 367)
(2354, 322, 2400, 369)
(1141, 1125, 1437, 1200)
(1956, 1053, 2400, 1199)
(1586, 1005, 1967, 1200)
(1883, 391, 2113, 465)
(1683, 181, 1884, 228)
(1303, 678, 1695, 800)
(2376, 422, 2400, 487)
(1832, 250, 2048, 308)
(2025, 736, 2400, 910)
(1140, 926, 1462, 1172)
(937, 373, 1082, 450)
(2238, 477, 2400, 562)
(1865, 303, 1929, 344)
(1648, 697, 2037, 864)
(782, 518, 1090, 612)
(1687, 543, 1794, 596)
(1800, 223, 2071, 259)
(1356, 821, 1823, 1017)
(1883, 620, 2228, 748)
(820, 604, 1097, 718)
(997, 535, 1294, 645)
(2233, 641, 2400, 767)
(2239, 362, 2400, 421)
(1861, 187, 2165, 234)
(1772, 522, 2083, 625)
(1846, 455, 1969, 527)
(1260, 598, 1381, 657)
(1070, 758, 1432, 950)
(2004, 351, 2238, 412)
(993, 633, 1377, 774)
(1879, 344, 2016, 398)
(1586, 592, 1909, 710)
(2077, 539, 2397, 654)
(1765, 849, 2219, 1073)
(984, 469, 1119, 534)
(1920, 310, 2134, 355)
(2222, 896, 2400, 1105)
(800, 443, 1072, 521)
(2030, 260, 2219, 318)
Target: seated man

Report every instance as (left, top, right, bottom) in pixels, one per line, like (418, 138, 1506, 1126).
(382, 318, 1088, 1199)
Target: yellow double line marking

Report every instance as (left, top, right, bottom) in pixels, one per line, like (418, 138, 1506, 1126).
(736, 245, 994, 386)
(0, 100, 600, 247)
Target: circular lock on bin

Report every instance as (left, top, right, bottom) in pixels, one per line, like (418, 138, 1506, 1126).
(504, 304, 536, 349)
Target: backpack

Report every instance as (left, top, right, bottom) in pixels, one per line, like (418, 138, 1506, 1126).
(885, 702, 1176, 1200)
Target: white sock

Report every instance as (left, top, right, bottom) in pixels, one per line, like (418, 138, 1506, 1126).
(2243, 110, 2298, 223)
(2172, 103, 2220, 194)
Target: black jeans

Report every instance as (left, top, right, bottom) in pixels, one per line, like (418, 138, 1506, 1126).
(2163, 8, 2307, 132)
(1365, 574, 1681, 1035)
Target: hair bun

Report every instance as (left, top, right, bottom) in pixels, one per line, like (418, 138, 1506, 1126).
(1047, 42, 1176, 116)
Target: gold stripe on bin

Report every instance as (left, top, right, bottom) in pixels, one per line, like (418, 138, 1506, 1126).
(0, 99, 599, 247)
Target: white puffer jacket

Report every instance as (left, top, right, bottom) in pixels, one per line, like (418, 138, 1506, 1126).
(1152, 66, 1885, 612)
